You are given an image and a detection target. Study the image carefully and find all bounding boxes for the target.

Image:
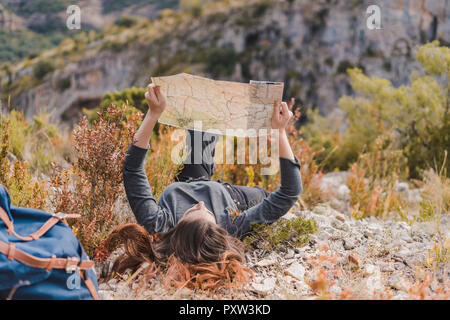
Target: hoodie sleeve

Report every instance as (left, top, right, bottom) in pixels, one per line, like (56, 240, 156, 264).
(122, 144, 175, 233)
(230, 156, 303, 238)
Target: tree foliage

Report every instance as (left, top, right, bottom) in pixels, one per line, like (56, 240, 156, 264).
(304, 41, 450, 179)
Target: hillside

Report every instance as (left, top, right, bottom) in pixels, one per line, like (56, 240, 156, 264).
(0, 0, 178, 64)
(0, 0, 449, 124)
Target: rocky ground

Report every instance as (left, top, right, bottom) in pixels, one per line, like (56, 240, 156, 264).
(96, 172, 449, 300)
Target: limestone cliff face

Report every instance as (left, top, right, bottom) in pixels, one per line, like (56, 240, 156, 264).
(5, 0, 450, 122)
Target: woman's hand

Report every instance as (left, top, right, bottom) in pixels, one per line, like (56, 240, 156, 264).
(133, 83, 166, 149)
(271, 98, 294, 130)
(145, 83, 166, 116)
(272, 98, 296, 160)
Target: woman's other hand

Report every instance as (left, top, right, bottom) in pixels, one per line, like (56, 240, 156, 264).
(145, 83, 166, 116)
(271, 98, 296, 160)
(271, 98, 294, 130)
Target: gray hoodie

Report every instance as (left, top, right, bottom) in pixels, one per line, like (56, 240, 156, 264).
(123, 144, 303, 238)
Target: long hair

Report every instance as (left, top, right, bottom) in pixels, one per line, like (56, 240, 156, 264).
(105, 220, 253, 290)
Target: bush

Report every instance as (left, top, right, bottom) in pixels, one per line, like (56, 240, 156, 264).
(0, 110, 68, 175)
(303, 42, 450, 179)
(33, 59, 55, 80)
(50, 104, 142, 259)
(243, 217, 317, 251)
(9, 0, 69, 16)
(420, 164, 449, 216)
(1, 110, 28, 158)
(114, 16, 139, 28)
(99, 87, 148, 114)
(205, 47, 237, 78)
(0, 118, 47, 210)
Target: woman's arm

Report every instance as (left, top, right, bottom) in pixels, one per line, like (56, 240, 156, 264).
(273, 99, 295, 161)
(123, 84, 174, 233)
(133, 84, 166, 148)
(229, 100, 303, 237)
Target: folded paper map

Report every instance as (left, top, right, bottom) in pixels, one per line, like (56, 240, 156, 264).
(151, 73, 284, 137)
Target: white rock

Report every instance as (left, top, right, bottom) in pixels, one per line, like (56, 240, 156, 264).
(329, 199, 349, 215)
(334, 211, 347, 222)
(337, 184, 350, 201)
(98, 283, 108, 290)
(98, 290, 114, 300)
(310, 213, 331, 225)
(320, 172, 350, 191)
(285, 262, 306, 281)
(395, 182, 409, 193)
(285, 249, 295, 259)
(392, 291, 410, 300)
(412, 222, 437, 236)
(256, 258, 277, 267)
(251, 277, 276, 295)
(407, 189, 423, 203)
(397, 248, 411, 257)
(282, 258, 296, 266)
(331, 219, 350, 232)
(364, 274, 383, 293)
(107, 278, 118, 287)
(329, 285, 342, 296)
(380, 263, 395, 273)
(313, 204, 330, 215)
(281, 211, 297, 221)
(363, 264, 381, 276)
(293, 280, 310, 295)
(388, 274, 411, 292)
(343, 238, 357, 250)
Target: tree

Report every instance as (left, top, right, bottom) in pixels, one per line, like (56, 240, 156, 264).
(303, 41, 449, 179)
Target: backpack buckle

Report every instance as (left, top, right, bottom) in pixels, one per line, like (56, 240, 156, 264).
(65, 257, 80, 273)
(54, 212, 68, 220)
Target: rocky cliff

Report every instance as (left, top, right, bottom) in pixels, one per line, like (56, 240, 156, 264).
(2, 0, 449, 123)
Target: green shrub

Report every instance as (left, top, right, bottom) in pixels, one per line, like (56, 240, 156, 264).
(102, 0, 178, 14)
(303, 42, 450, 179)
(0, 29, 53, 64)
(57, 77, 71, 92)
(100, 87, 148, 114)
(243, 217, 317, 251)
(1, 110, 28, 158)
(0, 117, 48, 210)
(33, 59, 55, 80)
(100, 40, 126, 52)
(115, 16, 139, 28)
(205, 47, 237, 78)
(7, 0, 69, 16)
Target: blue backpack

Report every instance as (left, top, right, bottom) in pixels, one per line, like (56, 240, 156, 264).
(0, 185, 98, 300)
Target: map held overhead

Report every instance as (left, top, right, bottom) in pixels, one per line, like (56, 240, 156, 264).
(151, 73, 284, 137)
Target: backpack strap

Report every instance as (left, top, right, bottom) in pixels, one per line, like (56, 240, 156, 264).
(0, 240, 94, 271)
(27, 212, 81, 241)
(0, 206, 80, 241)
(0, 206, 14, 234)
(80, 270, 99, 300)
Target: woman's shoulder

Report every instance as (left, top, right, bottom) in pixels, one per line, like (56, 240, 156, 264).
(162, 181, 188, 193)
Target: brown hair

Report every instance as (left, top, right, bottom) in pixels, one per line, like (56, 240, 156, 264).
(105, 220, 253, 290)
